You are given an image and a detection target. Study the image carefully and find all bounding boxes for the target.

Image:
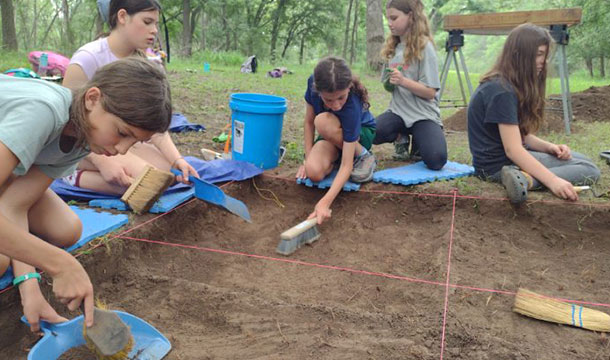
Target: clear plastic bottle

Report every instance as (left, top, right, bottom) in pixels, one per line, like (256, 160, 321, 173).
(38, 53, 48, 77)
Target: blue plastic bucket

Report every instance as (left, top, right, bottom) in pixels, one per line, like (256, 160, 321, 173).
(230, 93, 287, 169)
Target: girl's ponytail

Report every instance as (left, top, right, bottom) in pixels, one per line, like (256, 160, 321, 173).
(350, 76, 370, 110)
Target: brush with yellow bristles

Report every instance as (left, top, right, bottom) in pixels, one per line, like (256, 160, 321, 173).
(513, 288, 610, 332)
(82, 301, 134, 360)
(120, 165, 175, 214)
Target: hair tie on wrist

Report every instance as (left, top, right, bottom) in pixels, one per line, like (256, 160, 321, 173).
(12, 272, 41, 287)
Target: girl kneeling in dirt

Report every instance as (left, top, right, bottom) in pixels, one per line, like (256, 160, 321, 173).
(467, 24, 600, 204)
(373, 0, 447, 169)
(62, 0, 196, 195)
(296, 57, 377, 224)
(0, 57, 172, 332)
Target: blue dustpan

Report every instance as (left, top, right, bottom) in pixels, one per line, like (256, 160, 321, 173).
(171, 169, 251, 222)
(21, 311, 171, 360)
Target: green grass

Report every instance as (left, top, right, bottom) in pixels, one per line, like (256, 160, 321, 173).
(2, 48, 609, 200)
(0, 51, 30, 71)
(547, 70, 610, 95)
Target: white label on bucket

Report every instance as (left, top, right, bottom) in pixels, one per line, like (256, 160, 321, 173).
(234, 120, 245, 154)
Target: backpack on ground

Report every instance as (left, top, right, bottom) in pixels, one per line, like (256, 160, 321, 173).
(241, 56, 258, 74)
(27, 51, 70, 76)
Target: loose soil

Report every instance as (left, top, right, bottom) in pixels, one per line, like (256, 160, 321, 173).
(1, 72, 609, 359)
(444, 85, 610, 133)
(1, 178, 609, 359)
(58, 345, 97, 360)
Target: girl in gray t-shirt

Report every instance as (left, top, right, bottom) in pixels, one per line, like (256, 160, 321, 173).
(373, 0, 447, 170)
(0, 58, 171, 333)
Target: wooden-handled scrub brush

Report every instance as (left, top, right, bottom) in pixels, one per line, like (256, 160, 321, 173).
(121, 165, 175, 214)
(276, 218, 321, 255)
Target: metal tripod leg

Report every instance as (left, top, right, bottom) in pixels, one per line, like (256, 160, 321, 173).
(453, 51, 467, 106)
(561, 44, 574, 124)
(557, 44, 572, 134)
(439, 47, 454, 101)
(458, 47, 473, 98)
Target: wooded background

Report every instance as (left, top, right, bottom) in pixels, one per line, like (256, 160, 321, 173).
(1, 0, 609, 76)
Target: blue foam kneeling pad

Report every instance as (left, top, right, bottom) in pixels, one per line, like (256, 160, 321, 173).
(297, 169, 360, 191)
(0, 206, 128, 290)
(89, 188, 195, 213)
(22, 311, 171, 360)
(373, 161, 474, 185)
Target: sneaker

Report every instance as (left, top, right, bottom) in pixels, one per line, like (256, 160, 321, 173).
(350, 152, 377, 183)
(501, 166, 528, 204)
(410, 144, 422, 162)
(392, 140, 410, 161)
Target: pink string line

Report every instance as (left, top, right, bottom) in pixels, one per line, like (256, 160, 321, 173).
(440, 190, 458, 360)
(262, 173, 610, 208)
(116, 235, 610, 309)
(0, 198, 198, 296)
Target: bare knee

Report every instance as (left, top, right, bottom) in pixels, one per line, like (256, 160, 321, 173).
(314, 113, 342, 142)
(0, 254, 9, 275)
(51, 213, 82, 248)
(305, 160, 327, 182)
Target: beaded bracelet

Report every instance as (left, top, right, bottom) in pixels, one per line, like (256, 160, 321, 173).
(12, 272, 41, 287)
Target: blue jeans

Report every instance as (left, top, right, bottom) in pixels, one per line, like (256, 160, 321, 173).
(489, 150, 600, 189)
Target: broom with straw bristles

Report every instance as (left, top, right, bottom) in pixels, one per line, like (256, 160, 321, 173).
(513, 288, 610, 332)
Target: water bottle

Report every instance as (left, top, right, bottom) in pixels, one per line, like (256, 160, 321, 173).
(38, 53, 49, 76)
(203, 62, 210, 73)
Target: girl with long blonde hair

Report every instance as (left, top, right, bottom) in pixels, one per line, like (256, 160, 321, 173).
(373, 0, 447, 170)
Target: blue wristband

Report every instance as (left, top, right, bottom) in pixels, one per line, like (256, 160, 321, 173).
(12, 272, 41, 287)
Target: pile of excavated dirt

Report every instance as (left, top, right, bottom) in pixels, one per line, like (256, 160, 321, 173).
(443, 85, 610, 133)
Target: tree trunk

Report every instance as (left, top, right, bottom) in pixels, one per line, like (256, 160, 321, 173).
(95, 12, 104, 37)
(200, 8, 207, 51)
(222, 3, 230, 51)
(269, 0, 287, 64)
(61, 0, 73, 54)
(299, 31, 306, 65)
(182, 0, 192, 56)
(585, 57, 594, 77)
(32, 0, 38, 47)
(16, 1, 29, 47)
(281, 14, 307, 59)
(365, 0, 384, 71)
(40, 7, 61, 47)
(1, 0, 18, 50)
(601, 56, 606, 78)
(343, 0, 354, 59)
(349, 0, 359, 65)
(190, 6, 200, 43)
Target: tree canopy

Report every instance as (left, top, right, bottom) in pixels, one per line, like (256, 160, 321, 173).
(0, 0, 608, 75)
